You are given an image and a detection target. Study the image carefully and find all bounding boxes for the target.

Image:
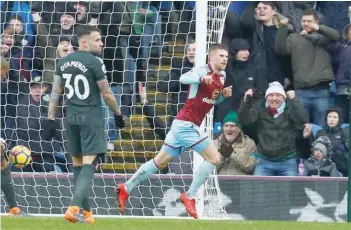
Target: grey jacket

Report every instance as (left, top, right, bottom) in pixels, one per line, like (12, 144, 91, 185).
(304, 157, 340, 177)
(275, 25, 341, 88)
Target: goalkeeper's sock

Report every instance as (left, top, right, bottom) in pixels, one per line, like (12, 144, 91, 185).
(125, 159, 159, 194)
(71, 164, 95, 207)
(1, 165, 18, 208)
(186, 161, 216, 199)
(73, 166, 90, 211)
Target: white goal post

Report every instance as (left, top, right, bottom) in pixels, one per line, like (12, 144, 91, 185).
(194, 1, 231, 219)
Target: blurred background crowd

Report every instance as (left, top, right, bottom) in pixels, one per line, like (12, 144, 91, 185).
(0, 1, 350, 177)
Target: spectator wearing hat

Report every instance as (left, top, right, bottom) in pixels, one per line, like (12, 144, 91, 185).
(50, 4, 80, 47)
(238, 81, 309, 176)
(303, 107, 349, 176)
(275, 8, 341, 127)
(8, 76, 64, 172)
(215, 111, 257, 175)
(304, 136, 340, 177)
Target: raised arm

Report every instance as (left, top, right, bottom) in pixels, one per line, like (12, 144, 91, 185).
(238, 90, 260, 125)
(275, 25, 292, 56)
(48, 74, 63, 120)
(318, 25, 341, 41)
(179, 67, 207, 85)
(286, 91, 309, 130)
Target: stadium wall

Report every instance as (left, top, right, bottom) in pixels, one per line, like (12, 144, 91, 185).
(1, 174, 347, 222)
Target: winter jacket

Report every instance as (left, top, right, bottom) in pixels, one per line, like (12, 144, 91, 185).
(238, 97, 309, 158)
(275, 25, 341, 89)
(315, 126, 349, 176)
(215, 59, 258, 122)
(327, 24, 351, 95)
(215, 133, 256, 175)
(304, 157, 340, 177)
(11, 95, 61, 155)
(240, 3, 292, 90)
(316, 127, 348, 153)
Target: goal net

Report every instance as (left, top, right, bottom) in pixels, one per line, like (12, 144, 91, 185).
(0, 1, 230, 219)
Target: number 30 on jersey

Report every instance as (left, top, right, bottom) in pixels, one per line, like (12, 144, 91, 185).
(62, 74, 90, 100)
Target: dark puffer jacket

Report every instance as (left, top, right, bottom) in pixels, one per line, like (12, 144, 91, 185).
(238, 96, 309, 158)
(304, 157, 340, 177)
(315, 108, 349, 176)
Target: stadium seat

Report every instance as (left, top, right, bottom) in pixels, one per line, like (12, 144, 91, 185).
(311, 124, 322, 137)
(341, 123, 349, 129)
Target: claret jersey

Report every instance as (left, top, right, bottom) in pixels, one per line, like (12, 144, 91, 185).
(175, 64, 226, 126)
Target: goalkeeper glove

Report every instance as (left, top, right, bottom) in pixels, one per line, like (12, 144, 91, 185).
(115, 115, 125, 129)
(42, 119, 57, 141)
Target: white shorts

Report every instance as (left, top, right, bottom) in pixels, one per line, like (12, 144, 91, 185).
(161, 119, 210, 158)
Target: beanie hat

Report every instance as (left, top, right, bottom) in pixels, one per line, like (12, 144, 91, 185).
(265, 81, 286, 99)
(230, 38, 250, 55)
(62, 5, 77, 18)
(223, 111, 242, 129)
(313, 143, 328, 156)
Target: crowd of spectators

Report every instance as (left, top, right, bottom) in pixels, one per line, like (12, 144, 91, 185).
(0, 1, 350, 177)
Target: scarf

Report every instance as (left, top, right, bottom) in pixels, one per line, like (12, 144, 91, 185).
(265, 101, 286, 118)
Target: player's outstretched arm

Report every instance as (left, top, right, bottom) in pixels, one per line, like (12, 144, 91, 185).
(179, 67, 207, 85)
(97, 79, 125, 128)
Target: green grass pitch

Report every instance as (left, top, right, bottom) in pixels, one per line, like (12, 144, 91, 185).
(1, 217, 350, 230)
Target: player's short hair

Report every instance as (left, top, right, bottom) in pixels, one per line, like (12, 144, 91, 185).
(303, 8, 319, 21)
(257, 2, 276, 10)
(208, 43, 228, 54)
(76, 25, 101, 40)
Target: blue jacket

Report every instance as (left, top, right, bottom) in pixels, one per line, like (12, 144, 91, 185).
(327, 24, 351, 94)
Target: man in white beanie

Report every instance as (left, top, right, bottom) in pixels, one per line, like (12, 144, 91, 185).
(238, 81, 310, 176)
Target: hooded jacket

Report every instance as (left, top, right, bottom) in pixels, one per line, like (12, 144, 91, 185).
(315, 108, 349, 176)
(327, 24, 351, 94)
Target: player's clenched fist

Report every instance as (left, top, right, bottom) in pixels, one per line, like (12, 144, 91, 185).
(200, 75, 213, 84)
(222, 86, 232, 97)
(0, 138, 6, 155)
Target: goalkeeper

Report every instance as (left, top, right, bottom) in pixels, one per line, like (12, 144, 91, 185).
(43, 25, 124, 224)
(117, 44, 232, 219)
(0, 57, 22, 216)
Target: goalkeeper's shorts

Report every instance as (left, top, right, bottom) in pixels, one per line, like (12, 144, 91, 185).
(162, 119, 210, 158)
